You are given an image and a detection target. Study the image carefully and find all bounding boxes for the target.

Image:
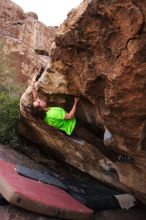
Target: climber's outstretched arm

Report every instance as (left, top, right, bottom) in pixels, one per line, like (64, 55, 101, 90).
(31, 74, 38, 101)
(64, 97, 80, 120)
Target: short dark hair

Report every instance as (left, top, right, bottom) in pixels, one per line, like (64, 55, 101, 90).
(31, 105, 46, 119)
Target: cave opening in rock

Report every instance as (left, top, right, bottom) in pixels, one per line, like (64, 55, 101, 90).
(81, 76, 107, 142)
(36, 67, 45, 81)
(87, 76, 106, 106)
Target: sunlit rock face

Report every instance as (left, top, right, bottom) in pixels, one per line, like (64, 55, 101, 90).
(19, 0, 146, 204)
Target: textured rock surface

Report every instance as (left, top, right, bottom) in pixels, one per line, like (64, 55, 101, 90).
(0, 0, 26, 21)
(20, 0, 146, 203)
(0, 205, 146, 220)
(26, 12, 38, 20)
(17, 19, 57, 53)
(0, 205, 48, 220)
(0, 0, 56, 93)
(0, 0, 26, 37)
(0, 0, 57, 52)
(0, 34, 46, 85)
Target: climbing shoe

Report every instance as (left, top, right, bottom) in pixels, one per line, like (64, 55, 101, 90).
(118, 154, 134, 163)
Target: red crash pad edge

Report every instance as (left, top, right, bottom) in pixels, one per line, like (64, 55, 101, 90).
(0, 160, 93, 220)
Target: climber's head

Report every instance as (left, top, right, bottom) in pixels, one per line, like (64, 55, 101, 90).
(32, 99, 47, 119)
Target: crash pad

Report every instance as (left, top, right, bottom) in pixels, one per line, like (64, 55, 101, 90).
(0, 160, 93, 220)
(16, 164, 128, 210)
(16, 165, 67, 191)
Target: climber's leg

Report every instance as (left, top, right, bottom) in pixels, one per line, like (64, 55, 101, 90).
(72, 121, 101, 146)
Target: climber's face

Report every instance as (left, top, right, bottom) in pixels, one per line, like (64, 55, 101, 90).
(33, 99, 47, 109)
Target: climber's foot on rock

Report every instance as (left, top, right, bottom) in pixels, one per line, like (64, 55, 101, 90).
(118, 154, 134, 163)
(103, 149, 134, 164)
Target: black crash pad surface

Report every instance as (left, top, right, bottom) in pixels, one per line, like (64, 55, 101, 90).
(16, 164, 129, 210)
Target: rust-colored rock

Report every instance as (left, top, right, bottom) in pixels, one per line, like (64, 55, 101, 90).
(0, 34, 46, 86)
(0, 0, 56, 94)
(0, 0, 26, 37)
(17, 19, 57, 53)
(0, 0, 57, 52)
(0, 0, 26, 21)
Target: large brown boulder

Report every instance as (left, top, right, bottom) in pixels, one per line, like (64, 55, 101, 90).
(20, 0, 146, 203)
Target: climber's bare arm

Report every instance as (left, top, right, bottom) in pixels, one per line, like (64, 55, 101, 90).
(32, 86, 38, 101)
(64, 97, 80, 120)
(31, 74, 39, 101)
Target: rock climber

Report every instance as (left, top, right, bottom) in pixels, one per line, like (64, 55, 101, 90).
(31, 73, 101, 145)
